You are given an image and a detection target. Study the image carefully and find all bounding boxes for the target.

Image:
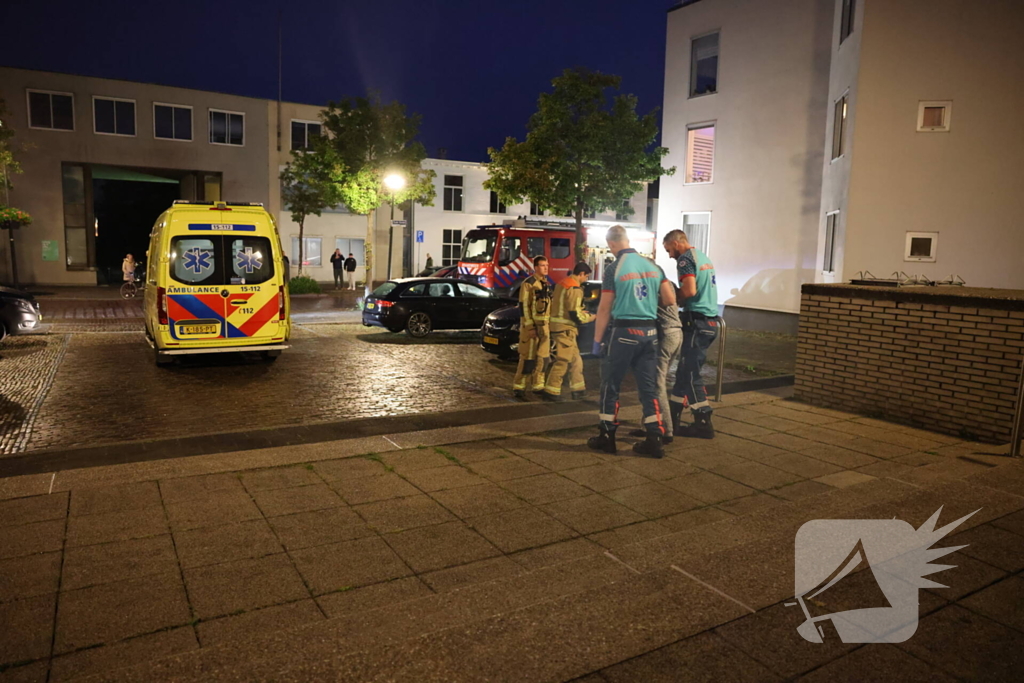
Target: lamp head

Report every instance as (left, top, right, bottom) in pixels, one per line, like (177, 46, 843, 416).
(384, 174, 406, 191)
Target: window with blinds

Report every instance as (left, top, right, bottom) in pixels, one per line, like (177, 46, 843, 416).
(682, 212, 711, 255)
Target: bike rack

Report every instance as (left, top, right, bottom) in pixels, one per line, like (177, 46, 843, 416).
(715, 316, 727, 403)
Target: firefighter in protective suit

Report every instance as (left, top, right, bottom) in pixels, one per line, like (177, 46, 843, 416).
(512, 255, 551, 399)
(541, 262, 594, 401)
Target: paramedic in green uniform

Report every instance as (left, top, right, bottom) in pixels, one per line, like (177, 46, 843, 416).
(587, 225, 677, 458)
(663, 229, 720, 439)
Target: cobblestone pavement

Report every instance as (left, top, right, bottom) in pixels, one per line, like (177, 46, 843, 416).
(0, 323, 749, 457)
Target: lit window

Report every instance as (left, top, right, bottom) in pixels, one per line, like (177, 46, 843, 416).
(690, 32, 719, 97)
(824, 212, 839, 273)
(291, 237, 322, 267)
(28, 90, 74, 131)
(443, 175, 463, 212)
(685, 124, 715, 184)
(442, 229, 463, 265)
(917, 101, 952, 132)
(682, 212, 711, 255)
(831, 95, 848, 160)
(210, 109, 244, 146)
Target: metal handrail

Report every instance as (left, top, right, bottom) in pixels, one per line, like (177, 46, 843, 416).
(1011, 359, 1024, 458)
(715, 316, 727, 402)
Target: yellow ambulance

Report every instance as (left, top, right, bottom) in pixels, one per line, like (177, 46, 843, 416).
(144, 201, 291, 365)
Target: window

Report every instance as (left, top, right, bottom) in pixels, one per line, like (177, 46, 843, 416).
(685, 124, 715, 184)
(840, 0, 856, 44)
(442, 229, 463, 266)
(210, 109, 244, 145)
(498, 236, 521, 266)
(616, 199, 632, 221)
(917, 101, 952, 132)
(831, 95, 848, 160)
(170, 236, 274, 285)
(690, 32, 719, 97)
(550, 238, 571, 260)
(529, 202, 544, 216)
(291, 120, 321, 151)
(93, 97, 136, 136)
(457, 282, 492, 298)
(62, 164, 90, 267)
(290, 237, 322, 267)
(401, 283, 427, 297)
(428, 282, 456, 298)
(823, 212, 839, 273)
(682, 212, 711, 255)
(28, 90, 74, 130)
(335, 238, 364, 263)
(154, 103, 192, 141)
(489, 191, 507, 214)
(905, 232, 938, 263)
(443, 175, 463, 211)
(527, 236, 545, 258)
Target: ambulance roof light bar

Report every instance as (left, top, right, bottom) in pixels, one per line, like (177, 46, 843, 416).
(172, 200, 264, 207)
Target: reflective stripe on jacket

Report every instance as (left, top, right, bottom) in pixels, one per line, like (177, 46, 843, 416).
(549, 277, 593, 332)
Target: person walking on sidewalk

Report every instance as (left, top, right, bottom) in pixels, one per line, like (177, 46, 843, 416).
(344, 253, 358, 290)
(587, 225, 676, 458)
(541, 262, 594, 401)
(663, 229, 720, 439)
(512, 256, 552, 399)
(330, 249, 344, 290)
(630, 260, 681, 443)
(425, 253, 434, 270)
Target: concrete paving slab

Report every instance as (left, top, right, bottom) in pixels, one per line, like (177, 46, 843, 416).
(786, 425, 864, 447)
(795, 644, 956, 683)
(0, 491, 67, 527)
(561, 464, 651, 492)
(958, 575, 1024, 632)
(0, 659, 49, 682)
(196, 600, 324, 648)
(898, 605, 1024, 681)
(174, 519, 285, 568)
(69, 481, 161, 517)
(611, 455, 699, 481)
(713, 419, 777, 439)
(953, 524, 1024, 573)
(266, 506, 372, 551)
(354, 494, 456, 533)
(0, 519, 64, 559)
(250, 483, 345, 517)
(662, 471, 756, 505)
(465, 455, 549, 482)
(814, 470, 877, 489)
(712, 461, 802, 490)
(771, 480, 833, 502)
(492, 436, 555, 456)
(316, 576, 433, 617)
(768, 452, 845, 479)
(658, 506, 735, 533)
(672, 449, 750, 472)
(183, 554, 310, 620)
(433, 441, 510, 463)
(400, 465, 488, 492)
(54, 571, 190, 654)
(921, 549, 1006, 603)
(600, 631, 782, 683)
(379, 449, 456, 473)
(238, 466, 322, 493)
(604, 482, 704, 519)
(61, 534, 178, 592)
(0, 552, 61, 603)
(157, 473, 243, 505)
(990, 508, 1024, 537)
(327, 472, 420, 505)
(800, 444, 879, 469)
(715, 492, 785, 516)
(311, 456, 387, 482)
(65, 506, 167, 549)
(385, 521, 501, 574)
(50, 626, 198, 682)
(965, 461, 1024, 497)
(420, 556, 523, 593)
(499, 473, 591, 505)
(468, 506, 577, 553)
(0, 474, 53, 504)
(164, 487, 262, 531)
(0, 594, 55, 667)
(541, 494, 647, 535)
(507, 537, 604, 571)
(428, 483, 526, 518)
(587, 520, 674, 549)
(748, 432, 822, 452)
(838, 437, 915, 460)
(518, 448, 606, 472)
(290, 536, 412, 595)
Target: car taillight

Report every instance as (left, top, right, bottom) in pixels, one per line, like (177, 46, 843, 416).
(378, 300, 393, 308)
(278, 285, 286, 320)
(157, 287, 168, 325)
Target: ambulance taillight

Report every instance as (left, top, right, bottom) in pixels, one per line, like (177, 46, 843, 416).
(157, 287, 168, 325)
(278, 286, 286, 320)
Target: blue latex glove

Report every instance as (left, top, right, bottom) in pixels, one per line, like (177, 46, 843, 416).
(591, 341, 606, 358)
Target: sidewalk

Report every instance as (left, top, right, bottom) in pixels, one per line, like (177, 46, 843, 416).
(1, 387, 1021, 681)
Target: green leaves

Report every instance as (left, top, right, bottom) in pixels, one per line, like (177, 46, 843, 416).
(485, 67, 675, 241)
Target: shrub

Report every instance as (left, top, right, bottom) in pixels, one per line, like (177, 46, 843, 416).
(288, 275, 321, 294)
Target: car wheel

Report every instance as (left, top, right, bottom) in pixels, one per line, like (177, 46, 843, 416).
(155, 349, 174, 367)
(261, 350, 281, 362)
(406, 312, 432, 338)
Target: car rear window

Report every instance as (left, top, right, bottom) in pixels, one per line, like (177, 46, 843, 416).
(170, 236, 274, 286)
(372, 282, 397, 298)
(401, 283, 427, 297)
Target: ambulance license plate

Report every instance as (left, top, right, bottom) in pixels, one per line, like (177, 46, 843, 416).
(483, 336, 499, 345)
(180, 323, 219, 335)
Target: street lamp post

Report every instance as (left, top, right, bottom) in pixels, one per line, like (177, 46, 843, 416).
(384, 173, 406, 280)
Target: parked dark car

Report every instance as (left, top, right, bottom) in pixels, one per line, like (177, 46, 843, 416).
(362, 278, 515, 338)
(0, 286, 42, 342)
(480, 280, 602, 360)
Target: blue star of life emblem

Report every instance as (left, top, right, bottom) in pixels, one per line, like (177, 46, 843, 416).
(634, 282, 649, 300)
(182, 248, 213, 275)
(235, 247, 262, 274)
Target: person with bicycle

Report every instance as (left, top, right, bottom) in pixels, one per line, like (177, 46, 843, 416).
(121, 253, 139, 298)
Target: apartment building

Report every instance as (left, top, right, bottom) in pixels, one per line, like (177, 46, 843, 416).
(658, 0, 1024, 332)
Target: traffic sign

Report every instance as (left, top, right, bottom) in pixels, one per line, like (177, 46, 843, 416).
(391, 220, 407, 227)
(416, 230, 424, 243)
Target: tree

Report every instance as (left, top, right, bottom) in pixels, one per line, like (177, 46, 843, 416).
(280, 141, 344, 277)
(485, 68, 674, 259)
(1, 97, 24, 205)
(319, 93, 436, 296)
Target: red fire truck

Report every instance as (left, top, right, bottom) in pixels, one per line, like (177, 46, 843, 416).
(457, 219, 654, 293)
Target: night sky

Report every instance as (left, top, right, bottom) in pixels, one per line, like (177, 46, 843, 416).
(2, 0, 672, 162)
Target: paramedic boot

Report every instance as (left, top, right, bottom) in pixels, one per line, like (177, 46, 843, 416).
(587, 425, 617, 454)
(677, 411, 715, 439)
(632, 434, 665, 459)
(669, 402, 685, 436)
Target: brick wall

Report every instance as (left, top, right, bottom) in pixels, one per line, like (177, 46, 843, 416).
(795, 285, 1024, 443)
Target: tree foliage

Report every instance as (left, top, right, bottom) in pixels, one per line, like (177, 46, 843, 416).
(279, 143, 344, 276)
(0, 98, 25, 198)
(318, 94, 436, 292)
(485, 68, 674, 255)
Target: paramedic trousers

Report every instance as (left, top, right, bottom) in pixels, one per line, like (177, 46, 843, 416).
(544, 328, 584, 396)
(599, 324, 663, 436)
(671, 314, 719, 414)
(513, 323, 550, 392)
(657, 323, 683, 432)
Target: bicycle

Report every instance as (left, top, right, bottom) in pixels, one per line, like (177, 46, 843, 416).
(120, 267, 145, 299)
